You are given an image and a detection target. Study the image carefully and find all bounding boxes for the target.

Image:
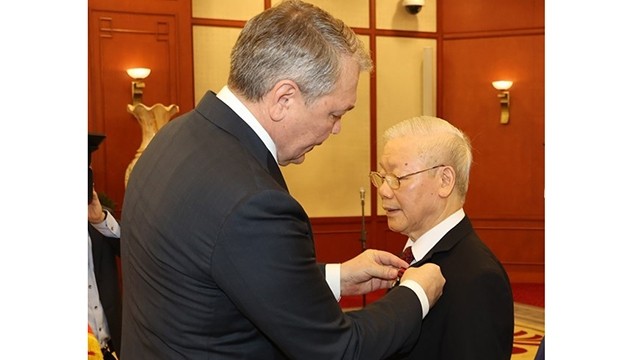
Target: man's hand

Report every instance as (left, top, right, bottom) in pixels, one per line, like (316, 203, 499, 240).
(88, 189, 105, 224)
(340, 249, 409, 296)
(402, 264, 445, 309)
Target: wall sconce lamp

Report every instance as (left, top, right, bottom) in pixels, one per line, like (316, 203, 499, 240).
(492, 80, 513, 124)
(127, 67, 151, 104)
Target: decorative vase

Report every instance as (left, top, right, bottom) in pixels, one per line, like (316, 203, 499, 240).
(125, 103, 179, 187)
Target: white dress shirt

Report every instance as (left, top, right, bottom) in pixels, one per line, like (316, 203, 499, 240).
(88, 210, 120, 348)
(402, 208, 465, 264)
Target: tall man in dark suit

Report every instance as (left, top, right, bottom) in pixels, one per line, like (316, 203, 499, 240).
(371, 116, 514, 360)
(120, 1, 445, 359)
(88, 133, 122, 359)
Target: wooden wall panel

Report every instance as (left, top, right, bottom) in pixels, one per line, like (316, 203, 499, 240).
(88, 0, 193, 217)
(437, 0, 545, 284)
(89, 11, 180, 216)
(312, 218, 369, 264)
(442, 0, 544, 34)
(441, 35, 545, 219)
(314, 216, 544, 284)
(473, 219, 544, 283)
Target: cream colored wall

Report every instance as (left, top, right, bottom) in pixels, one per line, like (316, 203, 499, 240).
(305, 0, 369, 28)
(191, 1, 437, 218)
(376, 0, 436, 32)
(192, 0, 263, 20)
(375, 37, 437, 215)
(281, 1, 372, 217)
(281, 36, 371, 217)
(192, 26, 240, 102)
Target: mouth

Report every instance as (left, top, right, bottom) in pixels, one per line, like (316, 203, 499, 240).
(383, 206, 400, 215)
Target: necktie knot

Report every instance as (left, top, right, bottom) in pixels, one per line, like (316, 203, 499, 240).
(401, 246, 415, 264)
(396, 246, 415, 281)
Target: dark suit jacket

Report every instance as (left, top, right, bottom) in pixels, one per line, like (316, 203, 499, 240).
(387, 216, 514, 360)
(120, 91, 425, 359)
(88, 224, 122, 354)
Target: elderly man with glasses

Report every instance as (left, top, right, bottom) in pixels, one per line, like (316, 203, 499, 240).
(371, 115, 515, 360)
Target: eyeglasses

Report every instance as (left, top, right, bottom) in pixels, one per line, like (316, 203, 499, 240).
(369, 165, 445, 190)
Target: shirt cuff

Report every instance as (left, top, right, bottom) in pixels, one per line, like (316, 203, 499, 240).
(400, 280, 430, 318)
(325, 263, 341, 301)
(91, 210, 121, 238)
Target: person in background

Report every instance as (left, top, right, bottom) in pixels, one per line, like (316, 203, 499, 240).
(371, 116, 514, 360)
(120, 1, 445, 359)
(88, 133, 121, 360)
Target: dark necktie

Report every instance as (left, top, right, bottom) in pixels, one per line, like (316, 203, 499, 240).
(397, 246, 414, 279)
(401, 246, 415, 264)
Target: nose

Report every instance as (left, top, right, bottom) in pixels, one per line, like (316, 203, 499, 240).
(331, 120, 342, 135)
(377, 180, 394, 198)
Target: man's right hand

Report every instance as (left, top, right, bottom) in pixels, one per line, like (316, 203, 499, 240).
(402, 263, 445, 308)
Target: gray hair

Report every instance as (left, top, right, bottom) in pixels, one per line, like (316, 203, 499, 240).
(228, 0, 373, 105)
(383, 116, 473, 199)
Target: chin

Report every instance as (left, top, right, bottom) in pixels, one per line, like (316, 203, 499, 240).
(387, 218, 407, 234)
(387, 220, 400, 233)
(291, 154, 306, 165)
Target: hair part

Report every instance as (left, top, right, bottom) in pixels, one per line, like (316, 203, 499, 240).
(383, 116, 473, 199)
(228, 0, 372, 105)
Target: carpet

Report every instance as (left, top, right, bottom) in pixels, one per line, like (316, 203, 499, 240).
(511, 303, 545, 360)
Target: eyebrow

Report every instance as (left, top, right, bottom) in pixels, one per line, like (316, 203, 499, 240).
(338, 104, 355, 114)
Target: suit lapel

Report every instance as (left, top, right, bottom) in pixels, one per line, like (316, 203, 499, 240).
(412, 215, 473, 267)
(266, 154, 288, 191)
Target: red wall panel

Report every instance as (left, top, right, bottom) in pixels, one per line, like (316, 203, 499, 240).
(442, 35, 545, 219)
(442, 0, 544, 34)
(88, 0, 193, 216)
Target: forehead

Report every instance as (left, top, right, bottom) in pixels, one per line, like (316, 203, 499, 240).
(381, 136, 421, 168)
(313, 87, 356, 112)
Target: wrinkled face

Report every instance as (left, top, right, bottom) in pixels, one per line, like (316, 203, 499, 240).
(377, 137, 443, 240)
(275, 57, 359, 165)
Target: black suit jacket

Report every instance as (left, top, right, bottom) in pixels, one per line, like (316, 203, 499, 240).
(120, 91, 426, 359)
(387, 216, 514, 360)
(88, 224, 122, 354)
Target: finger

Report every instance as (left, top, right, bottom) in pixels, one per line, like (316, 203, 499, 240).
(373, 250, 409, 269)
(379, 279, 396, 289)
(366, 263, 402, 281)
(368, 280, 394, 293)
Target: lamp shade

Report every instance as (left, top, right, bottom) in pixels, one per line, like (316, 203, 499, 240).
(127, 68, 151, 80)
(492, 80, 513, 91)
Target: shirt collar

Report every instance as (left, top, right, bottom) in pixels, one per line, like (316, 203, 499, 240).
(216, 85, 278, 162)
(403, 208, 465, 263)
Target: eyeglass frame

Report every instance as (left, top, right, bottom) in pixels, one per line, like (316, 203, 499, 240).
(369, 164, 445, 190)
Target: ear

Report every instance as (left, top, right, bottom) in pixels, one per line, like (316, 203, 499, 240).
(438, 166, 456, 198)
(268, 80, 299, 122)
